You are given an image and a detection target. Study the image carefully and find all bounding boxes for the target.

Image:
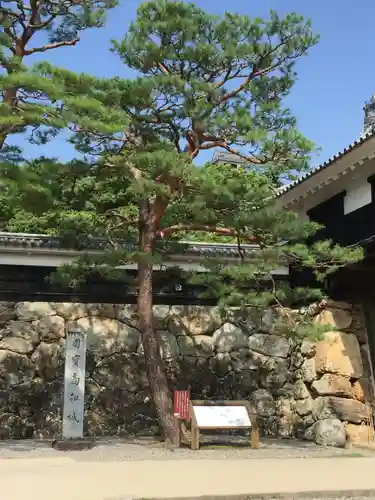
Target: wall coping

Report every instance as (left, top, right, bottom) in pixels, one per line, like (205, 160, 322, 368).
(0, 232, 289, 275)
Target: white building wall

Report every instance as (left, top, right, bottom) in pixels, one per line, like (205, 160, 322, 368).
(344, 179, 372, 215)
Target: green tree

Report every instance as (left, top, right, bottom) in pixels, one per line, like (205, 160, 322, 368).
(0, 0, 362, 444)
(0, 0, 117, 153)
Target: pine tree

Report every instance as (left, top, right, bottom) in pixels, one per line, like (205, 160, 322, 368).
(0, 0, 117, 154)
(0, 0, 363, 445)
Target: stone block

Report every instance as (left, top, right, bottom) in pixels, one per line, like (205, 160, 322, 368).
(301, 357, 317, 383)
(290, 349, 304, 369)
(0, 336, 33, 354)
(30, 341, 64, 380)
(352, 380, 366, 403)
(260, 309, 278, 333)
(231, 349, 261, 371)
(152, 305, 171, 329)
(88, 304, 121, 319)
(0, 302, 16, 326)
(16, 302, 56, 321)
(0, 350, 35, 387)
(345, 423, 374, 443)
(314, 418, 346, 447)
(34, 315, 65, 341)
(248, 333, 290, 358)
(169, 305, 222, 336)
(312, 374, 352, 397)
(260, 370, 288, 393)
(5, 320, 40, 344)
(209, 352, 232, 376)
(314, 308, 352, 330)
(191, 334, 215, 357)
(251, 389, 275, 418)
(53, 302, 89, 320)
(300, 338, 317, 357)
(292, 380, 310, 400)
(66, 317, 139, 354)
(275, 396, 295, 416)
(304, 424, 316, 441)
(295, 396, 313, 417)
(315, 331, 363, 378)
(313, 396, 368, 424)
(278, 415, 295, 438)
(116, 305, 139, 327)
(212, 323, 248, 352)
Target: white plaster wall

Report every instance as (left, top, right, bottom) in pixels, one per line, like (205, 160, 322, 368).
(344, 180, 372, 215)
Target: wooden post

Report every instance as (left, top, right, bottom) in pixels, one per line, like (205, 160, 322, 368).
(178, 419, 182, 445)
(191, 422, 200, 450)
(190, 401, 200, 450)
(248, 401, 260, 449)
(251, 426, 260, 449)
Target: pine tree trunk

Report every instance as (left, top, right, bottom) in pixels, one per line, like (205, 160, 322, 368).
(137, 203, 180, 446)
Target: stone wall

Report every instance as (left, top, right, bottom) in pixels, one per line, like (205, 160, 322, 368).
(0, 300, 374, 446)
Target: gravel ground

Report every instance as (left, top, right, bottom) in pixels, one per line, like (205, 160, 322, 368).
(0, 435, 373, 462)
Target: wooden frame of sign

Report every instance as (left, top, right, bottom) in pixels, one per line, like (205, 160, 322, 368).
(189, 400, 259, 451)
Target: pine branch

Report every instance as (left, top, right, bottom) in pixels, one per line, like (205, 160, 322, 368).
(200, 141, 263, 165)
(157, 225, 257, 242)
(107, 217, 139, 230)
(219, 63, 278, 104)
(219, 32, 298, 102)
(0, 6, 27, 30)
(214, 66, 233, 89)
(23, 39, 79, 55)
(157, 62, 171, 76)
(128, 164, 143, 181)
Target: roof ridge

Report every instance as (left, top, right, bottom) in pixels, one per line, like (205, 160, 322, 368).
(0, 232, 260, 256)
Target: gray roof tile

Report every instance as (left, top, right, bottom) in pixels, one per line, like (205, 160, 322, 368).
(277, 131, 375, 197)
(0, 232, 258, 258)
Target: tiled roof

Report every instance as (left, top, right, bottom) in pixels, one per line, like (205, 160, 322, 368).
(276, 131, 375, 197)
(0, 232, 258, 258)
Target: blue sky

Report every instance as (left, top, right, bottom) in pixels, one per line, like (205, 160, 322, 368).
(14, 0, 375, 167)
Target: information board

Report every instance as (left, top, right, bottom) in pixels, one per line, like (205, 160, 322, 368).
(192, 405, 251, 428)
(189, 400, 259, 451)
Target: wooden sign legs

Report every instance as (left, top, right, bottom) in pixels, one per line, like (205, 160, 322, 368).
(190, 421, 259, 450)
(249, 400, 260, 449)
(251, 426, 260, 449)
(191, 421, 200, 450)
(190, 401, 199, 450)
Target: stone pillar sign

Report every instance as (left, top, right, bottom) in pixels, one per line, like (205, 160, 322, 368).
(62, 329, 87, 439)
